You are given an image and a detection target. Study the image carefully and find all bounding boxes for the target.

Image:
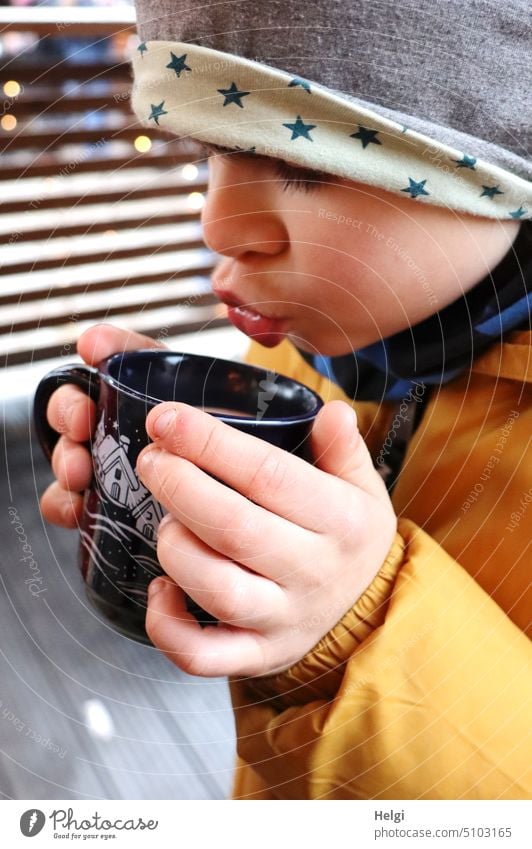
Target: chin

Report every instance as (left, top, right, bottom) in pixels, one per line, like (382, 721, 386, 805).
(288, 334, 355, 357)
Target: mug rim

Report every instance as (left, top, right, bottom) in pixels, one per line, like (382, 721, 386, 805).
(97, 349, 324, 425)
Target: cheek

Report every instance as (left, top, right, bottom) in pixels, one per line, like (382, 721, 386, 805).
(289, 194, 434, 333)
(295, 228, 383, 308)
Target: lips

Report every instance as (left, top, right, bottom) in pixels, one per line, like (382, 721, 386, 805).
(212, 278, 289, 347)
(226, 305, 289, 347)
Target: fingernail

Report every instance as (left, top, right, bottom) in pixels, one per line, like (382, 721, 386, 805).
(345, 405, 358, 435)
(148, 578, 166, 597)
(65, 399, 81, 431)
(61, 502, 73, 523)
(158, 512, 173, 531)
(152, 409, 177, 438)
(136, 445, 158, 472)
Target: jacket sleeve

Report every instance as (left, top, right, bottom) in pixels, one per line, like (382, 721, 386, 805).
(229, 518, 532, 799)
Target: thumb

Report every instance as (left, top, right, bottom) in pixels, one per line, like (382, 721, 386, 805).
(77, 323, 168, 366)
(311, 400, 387, 499)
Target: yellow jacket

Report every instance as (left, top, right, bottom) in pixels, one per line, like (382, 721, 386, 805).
(229, 329, 532, 799)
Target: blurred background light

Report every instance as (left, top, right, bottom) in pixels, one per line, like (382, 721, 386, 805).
(133, 134, 152, 153)
(181, 163, 199, 181)
(1, 114, 17, 131)
(82, 699, 115, 742)
(3, 80, 21, 97)
(187, 191, 204, 210)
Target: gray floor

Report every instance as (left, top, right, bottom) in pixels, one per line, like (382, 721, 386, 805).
(0, 403, 236, 799)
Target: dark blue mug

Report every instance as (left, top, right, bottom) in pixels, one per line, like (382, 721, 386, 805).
(33, 350, 323, 643)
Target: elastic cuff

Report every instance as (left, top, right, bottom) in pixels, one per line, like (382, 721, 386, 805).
(247, 527, 407, 705)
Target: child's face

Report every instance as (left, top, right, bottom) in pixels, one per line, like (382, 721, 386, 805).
(200, 148, 519, 355)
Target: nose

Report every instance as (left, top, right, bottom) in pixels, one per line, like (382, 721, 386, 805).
(200, 158, 289, 260)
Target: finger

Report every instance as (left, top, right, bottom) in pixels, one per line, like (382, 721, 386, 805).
(137, 447, 313, 581)
(157, 515, 285, 626)
(46, 384, 97, 442)
(143, 401, 344, 530)
(145, 577, 268, 677)
(40, 481, 85, 528)
(51, 436, 93, 492)
(77, 323, 167, 366)
(311, 400, 389, 501)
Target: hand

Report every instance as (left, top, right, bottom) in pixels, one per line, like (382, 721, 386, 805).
(39, 324, 167, 527)
(136, 400, 397, 678)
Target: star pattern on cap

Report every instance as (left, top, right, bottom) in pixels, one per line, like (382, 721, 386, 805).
(350, 126, 382, 149)
(166, 52, 191, 78)
(282, 115, 316, 141)
(480, 184, 504, 199)
(217, 82, 250, 108)
(288, 77, 311, 93)
(401, 178, 429, 198)
(453, 154, 477, 169)
(132, 41, 532, 220)
(148, 101, 168, 125)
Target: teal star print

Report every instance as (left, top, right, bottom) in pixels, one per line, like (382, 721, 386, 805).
(137, 42, 147, 58)
(480, 185, 504, 199)
(148, 101, 167, 125)
(350, 126, 382, 149)
(288, 77, 311, 93)
(509, 206, 527, 219)
(453, 154, 477, 169)
(282, 115, 316, 141)
(401, 178, 429, 198)
(217, 83, 250, 108)
(166, 52, 191, 78)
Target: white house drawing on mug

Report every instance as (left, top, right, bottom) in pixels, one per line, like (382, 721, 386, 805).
(92, 411, 165, 542)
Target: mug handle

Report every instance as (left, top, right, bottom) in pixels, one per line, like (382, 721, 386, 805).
(33, 364, 100, 463)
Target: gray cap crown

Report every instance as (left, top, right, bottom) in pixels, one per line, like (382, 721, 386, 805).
(134, 0, 531, 180)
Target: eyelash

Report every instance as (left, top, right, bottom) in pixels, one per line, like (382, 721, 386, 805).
(273, 161, 326, 193)
(194, 141, 326, 192)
